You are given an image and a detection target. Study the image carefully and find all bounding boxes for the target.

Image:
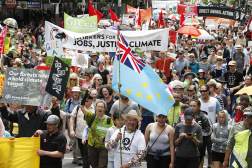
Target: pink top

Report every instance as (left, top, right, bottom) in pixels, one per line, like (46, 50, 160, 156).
(166, 84, 173, 94)
(79, 78, 93, 90)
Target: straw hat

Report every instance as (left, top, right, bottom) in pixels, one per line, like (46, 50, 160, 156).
(122, 110, 142, 121)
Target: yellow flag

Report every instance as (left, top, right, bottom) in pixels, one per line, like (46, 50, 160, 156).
(4, 37, 10, 54)
(0, 137, 40, 168)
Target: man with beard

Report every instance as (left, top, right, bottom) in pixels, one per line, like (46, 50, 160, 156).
(110, 94, 139, 120)
(34, 115, 67, 168)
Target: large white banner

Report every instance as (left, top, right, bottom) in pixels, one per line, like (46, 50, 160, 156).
(45, 21, 169, 52)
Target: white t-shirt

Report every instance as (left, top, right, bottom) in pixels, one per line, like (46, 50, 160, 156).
(199, 97, 221, 124)
(110, 126, 146, 168)
(71, 104, 95, 138)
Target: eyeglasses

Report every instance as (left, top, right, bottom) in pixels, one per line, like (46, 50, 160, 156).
(200, 90, 208, 93)
(188, 90, 194, 92)
(97, 79, 103, 81)
(217, 59, 222, 61)
(243, 115, 252, 119)
(70, 79, 76, 81)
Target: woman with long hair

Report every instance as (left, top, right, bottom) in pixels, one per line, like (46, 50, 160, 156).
(65, 73, 79, 103)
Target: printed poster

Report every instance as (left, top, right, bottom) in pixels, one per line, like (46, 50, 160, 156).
(0, 68, 52, 107)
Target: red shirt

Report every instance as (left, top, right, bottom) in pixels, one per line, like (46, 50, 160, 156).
(154, 57, 173, 77)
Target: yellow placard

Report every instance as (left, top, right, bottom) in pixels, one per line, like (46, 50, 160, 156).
(0, 137, 40, 168)
(0, 75, 4, 94)
(4, 37, 10, 54)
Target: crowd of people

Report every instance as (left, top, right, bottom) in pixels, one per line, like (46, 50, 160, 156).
(0, 8, 252, 168)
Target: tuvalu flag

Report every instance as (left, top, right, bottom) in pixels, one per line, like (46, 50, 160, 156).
(112, 32, 175, 116)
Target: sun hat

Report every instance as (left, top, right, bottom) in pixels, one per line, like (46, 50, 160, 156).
(71, 86, 81, 92)
(228, 61, 237, 66)
(121, 110, 143, 121)
(184, 72, 196, 79)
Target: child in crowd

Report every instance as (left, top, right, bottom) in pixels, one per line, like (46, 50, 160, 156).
(211, 111, 231, 168)
(174, 104, 190, 127)
(197, 69, 206, 87)
(105, 113, 124, 168)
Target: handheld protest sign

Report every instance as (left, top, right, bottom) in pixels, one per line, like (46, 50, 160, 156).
(0, 68, 52, 106)
(45, 40, 64, 57)
(81, 90, 90, 105)
(45, 57, 70, 101)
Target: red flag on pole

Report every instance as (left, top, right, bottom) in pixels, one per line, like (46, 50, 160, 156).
(158, 11, 164, 27)
(95, 10, 103, 23)
(0, 25, 7, 54)
(180, 13, 185, 26)
(88, 0, 103, 23)
(109, 8, 120, 22)
(138, 10, 141, 26)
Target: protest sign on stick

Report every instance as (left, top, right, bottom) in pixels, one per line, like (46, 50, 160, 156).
(0, 68, 52, 106)
(169, 31, 177, 45)
(45, 57, 70, 100)
(0, 75, 4, 94)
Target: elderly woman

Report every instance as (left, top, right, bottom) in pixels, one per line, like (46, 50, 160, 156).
(145, 114, 175, 168)
(174, 108, 203, 168)
(80, 99, 113, 168)
(186, 85, 198, 102)
(98, 59, 110, 85)
(80, 70, 93, 90)
(89, 74, 103, 92)
(211, 56, 227, 78)
(65, 73, 79, 103)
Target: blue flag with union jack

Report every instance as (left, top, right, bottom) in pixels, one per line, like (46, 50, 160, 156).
(112, 32, 175, 116)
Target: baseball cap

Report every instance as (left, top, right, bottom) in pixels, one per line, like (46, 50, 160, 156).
(201, 54, 207, 59)
(184, 108, 194, 120)
(44, 115, 60, 124)
(178, 49, 185, 53)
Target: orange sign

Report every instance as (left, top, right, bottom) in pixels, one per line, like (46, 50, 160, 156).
(206, 16, 235, 26)
(127, 5, 152, 21)
(0, 75, 5, 94)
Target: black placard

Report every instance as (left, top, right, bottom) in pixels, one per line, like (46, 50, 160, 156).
(197, 6, 245, 21)
(45, 57, 70, 100)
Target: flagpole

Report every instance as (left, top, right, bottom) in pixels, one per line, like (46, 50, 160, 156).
(117, 26, 123, 167)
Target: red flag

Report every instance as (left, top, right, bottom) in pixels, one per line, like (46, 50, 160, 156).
(232, 4, 235, 8)
(158, 11, 164, 27)
(95, 10, 103, 23)
(0, 25, 7, 54)
(109, 8, 120, 22)
(138, 10, 141, 26)
(180, 13, 185, 26)
(88, 1, 103, 23)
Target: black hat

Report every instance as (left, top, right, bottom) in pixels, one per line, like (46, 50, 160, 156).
(184, 108, 194, 120)
(216, 76, 227, 83)
(22, 53, 29, 59)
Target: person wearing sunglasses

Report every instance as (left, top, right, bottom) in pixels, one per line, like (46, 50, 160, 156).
(208, 49, 218, 67)
(173, 49, 189, 74)
(186, 85, 198, 103)
(199, 84, 222, 168)
(80, 70, 93, 90)
(212, 56, 227, 79)
(65, 73, 79, 103)
(223, 107, 252, 168)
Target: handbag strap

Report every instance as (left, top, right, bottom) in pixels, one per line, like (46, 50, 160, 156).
(146, 124, 167, 154)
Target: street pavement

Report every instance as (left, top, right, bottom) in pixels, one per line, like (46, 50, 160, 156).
(63, 151, 210, 168)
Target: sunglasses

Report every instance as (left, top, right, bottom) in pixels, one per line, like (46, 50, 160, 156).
(97, 79, 103, 81)
(217, 59, 222, 61)
(243, 115, 252, 119)
(188, 90, 194, 92)
(200, 90, 208, 93)
(235, 109, 242, 111)
(70, 79, 76, 81)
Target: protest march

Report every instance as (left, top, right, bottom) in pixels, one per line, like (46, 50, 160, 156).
(1, 0, 252, 168)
